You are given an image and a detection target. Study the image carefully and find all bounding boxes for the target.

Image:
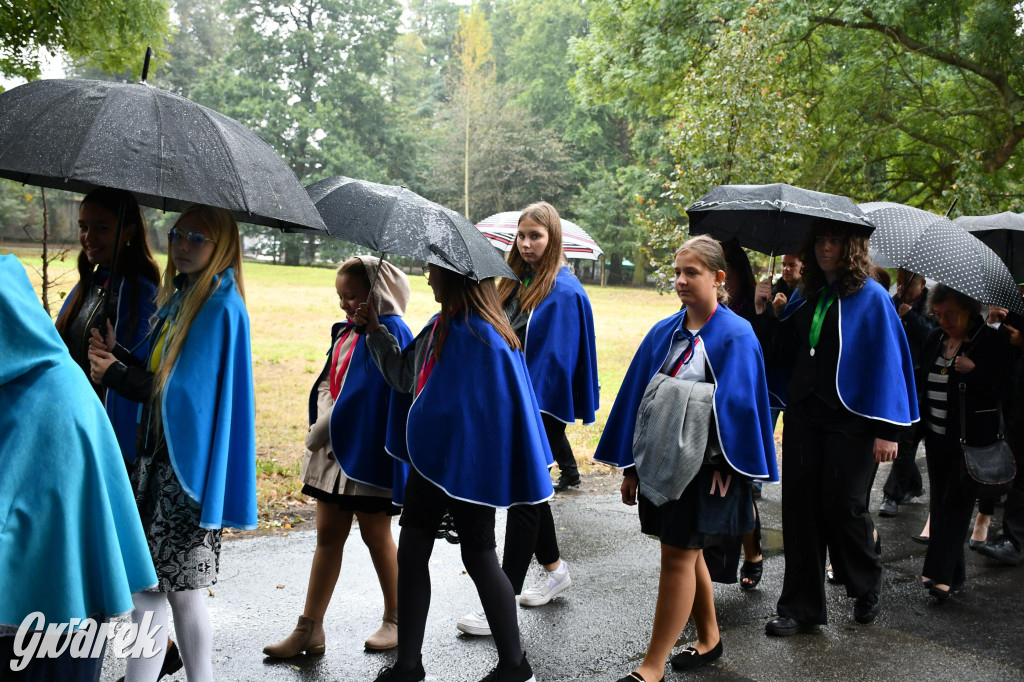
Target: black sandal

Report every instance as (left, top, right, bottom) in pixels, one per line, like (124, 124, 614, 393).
(741, 559, 763, 589)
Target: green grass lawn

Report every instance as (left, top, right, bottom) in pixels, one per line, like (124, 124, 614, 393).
(8, 251, 681, 521)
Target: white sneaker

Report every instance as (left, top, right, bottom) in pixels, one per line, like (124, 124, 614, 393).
(518, 561, 572, 607)
(456, 609, 491, 636)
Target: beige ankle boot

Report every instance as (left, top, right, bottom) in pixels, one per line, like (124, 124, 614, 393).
(364, 610, 398, 650)
(263, 615, 325, 658)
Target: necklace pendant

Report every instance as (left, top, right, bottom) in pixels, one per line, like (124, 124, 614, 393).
(809, 347, 816, 357)
(940, 367, 948, 375)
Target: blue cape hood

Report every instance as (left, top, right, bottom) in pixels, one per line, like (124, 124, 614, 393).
(774, 278, 920, 425)
(594, 305, 779, 481)
(158, 268, 257, 530)
(386, 312, 554, 507)
(325, 316, 413, 497)
(524, 267, 600, 424)
(0, 255, 157, 626)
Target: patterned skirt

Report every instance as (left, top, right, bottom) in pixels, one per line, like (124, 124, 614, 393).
(131, 430, 221, 592)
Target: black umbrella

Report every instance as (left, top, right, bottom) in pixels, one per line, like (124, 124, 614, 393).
(686, 183, 873, 257)
(954, 212, 1024, 283)
(862, 204, 1024, 314)
(306, 176, 516, 282)
(0, 78, 326, 234)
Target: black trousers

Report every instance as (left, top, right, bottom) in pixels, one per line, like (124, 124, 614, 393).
(501, 415, 565, 594)
(882, 422, 924, 500)
(777, 401, 880, 625)
(922, 433, 976, 586)
(546, 413, 578, 480)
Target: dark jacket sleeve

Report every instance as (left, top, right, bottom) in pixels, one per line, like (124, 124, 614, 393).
(101, 360, 153, 403)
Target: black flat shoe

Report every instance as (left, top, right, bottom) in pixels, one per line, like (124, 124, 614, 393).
(740, 559, 763, 590)
(616, 673, 661, 682)
(911, 535, 930, 545)
(671, 639, 723, 670)
(927, 584, 954, 602)
(553, 475, 581, 492)
(764, 616, 820, 637)
(968, 539, 985, 551)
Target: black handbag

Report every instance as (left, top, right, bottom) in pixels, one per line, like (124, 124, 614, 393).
(959, 382, 1016, 498)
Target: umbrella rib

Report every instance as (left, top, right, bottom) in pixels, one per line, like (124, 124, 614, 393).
(66, 84, 116, 185)
(196, 104, 252, 218)
(690, 198, 871, 225)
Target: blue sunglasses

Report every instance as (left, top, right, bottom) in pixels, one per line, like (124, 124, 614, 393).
(168, 228, 216, 248)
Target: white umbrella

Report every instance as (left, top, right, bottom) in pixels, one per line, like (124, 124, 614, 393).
(475, 211, 604, 261)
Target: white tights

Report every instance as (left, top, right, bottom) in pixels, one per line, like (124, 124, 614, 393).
(124, 589, 213, 682)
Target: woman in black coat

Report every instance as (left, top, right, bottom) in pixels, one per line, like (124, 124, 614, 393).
(917, 285, 1012, 600)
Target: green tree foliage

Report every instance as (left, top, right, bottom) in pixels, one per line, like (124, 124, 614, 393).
(638, 2, 813, 287)
(0, 0, 170, 81)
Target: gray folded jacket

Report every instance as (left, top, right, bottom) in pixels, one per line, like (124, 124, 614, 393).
(632, 373, 720, 506)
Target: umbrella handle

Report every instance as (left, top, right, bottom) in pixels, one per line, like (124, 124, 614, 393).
(769, 252, 776, 279)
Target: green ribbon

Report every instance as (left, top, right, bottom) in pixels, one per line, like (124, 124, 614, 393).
(809, 288, 837, 352)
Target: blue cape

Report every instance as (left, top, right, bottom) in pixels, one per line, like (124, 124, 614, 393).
(594, 305, 779, 481)
(774, 278, 920, 425)
(524, 266, 600, 424)
(385, 312, 555, 507)
(0, 256, 157, 626)
(324, 316, 413, 498)
(158, 269, 257, 530)
(59, 275, 160, 463)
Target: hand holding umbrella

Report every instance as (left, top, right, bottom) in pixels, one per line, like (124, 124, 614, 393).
(352, 299, 380, 336)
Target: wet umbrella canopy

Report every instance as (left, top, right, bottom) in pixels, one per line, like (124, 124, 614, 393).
(306, 176, 516, 282)
(686, 183, 873, 256)
(955, 212, 1024, 282)
(863, 203, 1024, 315)
(0, 79, 326, 233)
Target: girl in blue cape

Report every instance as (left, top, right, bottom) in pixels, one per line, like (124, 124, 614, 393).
(753, 225, 918, 636)
(88, 204, 257, 682)
(458, 201, 600, 637)
(356, 264, 551, 682)
(264, 256, 413, 658)
(0, 255, 157, 680)
(594, 236, 778, 682)
(56, 187, 161, 464)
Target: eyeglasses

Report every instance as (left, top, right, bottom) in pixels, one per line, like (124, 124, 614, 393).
(931, 310, 966, 322)
(422, 264, 430, 278)
(168, 228, 216, 248)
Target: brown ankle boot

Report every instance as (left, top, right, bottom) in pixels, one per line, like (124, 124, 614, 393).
(364, 610, 398, 650)
(263, 615, 325, 658)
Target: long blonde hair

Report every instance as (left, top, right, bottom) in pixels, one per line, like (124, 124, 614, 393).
(496, 201, 566, 311)
(152, 205, 244, 400)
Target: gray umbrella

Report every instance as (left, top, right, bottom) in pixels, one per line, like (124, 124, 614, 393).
(954, 212, 1024, 283)
(686, 183, 873, 256)
(0, 78, 326, 233)
(862, 203, 1024, 314)
(306, 176, 516, 282)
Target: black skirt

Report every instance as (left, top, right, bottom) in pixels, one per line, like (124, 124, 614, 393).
(638, 459, 754, 550)
(301, 484, 400, 515)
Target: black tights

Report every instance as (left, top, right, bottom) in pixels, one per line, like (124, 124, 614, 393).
(395, 526, 522, 673)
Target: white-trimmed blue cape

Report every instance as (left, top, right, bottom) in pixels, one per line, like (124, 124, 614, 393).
(771, 277, 920, 426)
(59, 274, 159, 463)
(1, 256, 157, 626)
(594, 304, 779, 482)
(157, 268, 257, 530)
(523, 266, 600, 424)
(323, 316, 413, 502)
(385, 312, 555, 508)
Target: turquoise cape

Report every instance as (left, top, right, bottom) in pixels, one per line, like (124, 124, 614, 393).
(0, 255, 157, 626)
(156, 269, 257, 530)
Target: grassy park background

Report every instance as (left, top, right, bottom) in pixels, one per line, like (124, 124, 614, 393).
(11, 251, 681, 527)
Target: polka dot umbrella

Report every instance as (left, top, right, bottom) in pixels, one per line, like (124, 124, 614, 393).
(862, 203, 1024, 314)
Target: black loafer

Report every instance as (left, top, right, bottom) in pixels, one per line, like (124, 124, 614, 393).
(671, 639, 723, 670)
(978, 537, 1022, 566)
(854, 591, 881, 624)
(765, 616, 820, 636)
(553, 475, 581, 492)
(911, 534, 930, 545)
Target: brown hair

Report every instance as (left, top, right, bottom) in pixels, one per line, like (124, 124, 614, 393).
(56, 187, 161, 343)
(927, 284, 982, 318)
(337, 257, 370, 288)
(797, 225, 871, 298)
(152, 205, 245, 400)
(674, 235, 730, 305)
(432, 266, 520, 361)
(496, 201, 566, 311)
